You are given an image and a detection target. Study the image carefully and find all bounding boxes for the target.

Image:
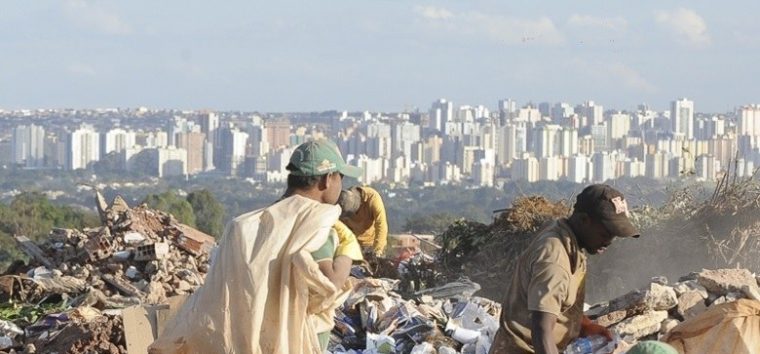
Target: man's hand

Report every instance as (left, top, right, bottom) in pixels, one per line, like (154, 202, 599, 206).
(580, 316, 613, 340)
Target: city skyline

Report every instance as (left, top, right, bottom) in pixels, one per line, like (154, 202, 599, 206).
(2, 1, 759, 112)
(4, 98, 760, 187)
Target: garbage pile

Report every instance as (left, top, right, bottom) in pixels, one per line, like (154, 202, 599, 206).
(0, 192, 216, 353)
(329, 275, 500, 354)
(586, 268, 760, 342)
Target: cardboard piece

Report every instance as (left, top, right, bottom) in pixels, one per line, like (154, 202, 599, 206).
(122, 295, 188, 354)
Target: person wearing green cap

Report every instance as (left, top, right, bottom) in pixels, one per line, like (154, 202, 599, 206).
(282, 138, 365, 351)
(149, 138, 364, 354)
(627, 341, 679, 354)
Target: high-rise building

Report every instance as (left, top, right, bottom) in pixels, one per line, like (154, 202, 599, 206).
(219, 127, 249, 176)
(391, 121, 421, 159)
(670, 98, 695, 139)
(12, 124, 45, 167)
(567, 154, 590, 183)
(266, 118, 291, 150)
(590, 124, 608, 152)
(558, 128, 578, 157)
(511, 154, 539, 182)
(608, 112, 631, 140)
(199, 112, 219, 145)
(429, 99, 453, 131)
(156, 147, 188, 177)
(498, 99, 517, 125)
(176, 131, 206, 174)
(738, 105, 760, 137)
(551, 102, 574, 123)
(579, 101, 604, 126)
(591, 152, 615, 182)
(533, 124, 561, 158)
(539, 156, 560, 181)
(102, 128, 136, 156)
(67, 125, 100, 170)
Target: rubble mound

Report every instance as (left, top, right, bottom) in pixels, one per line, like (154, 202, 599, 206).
(0, 192, 215, 353)
(586, 268, 760, 343)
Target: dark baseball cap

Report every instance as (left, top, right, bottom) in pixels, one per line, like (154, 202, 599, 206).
(574, 184, 640, 238)
(287, 139, 363, 178)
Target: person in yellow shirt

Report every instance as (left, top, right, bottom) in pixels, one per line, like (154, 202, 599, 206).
(338, 186, 388, 256)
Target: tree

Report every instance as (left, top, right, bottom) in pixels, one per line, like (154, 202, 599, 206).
(0, 192, 99, 272)
(187, 189, 225, 238)
(142, 191, 196, 226)
(0, 192, 98, 242)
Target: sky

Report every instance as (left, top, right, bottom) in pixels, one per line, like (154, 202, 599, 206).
(1, 1, 759, 113)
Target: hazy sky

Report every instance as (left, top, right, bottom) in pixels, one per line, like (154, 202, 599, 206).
(1, 1, 758, 113)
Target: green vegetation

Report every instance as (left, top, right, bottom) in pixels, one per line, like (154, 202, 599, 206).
(0, 192, 99, 272)
(141, 189, 226, 238)
(142, 191, 197, 227)
(187, 189, 225, 238)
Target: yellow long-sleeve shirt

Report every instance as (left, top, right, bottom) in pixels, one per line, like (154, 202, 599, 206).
(340, 186, 388, 255)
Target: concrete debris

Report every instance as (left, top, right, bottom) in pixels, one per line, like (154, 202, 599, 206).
(1, 193, 214, 354)
(587, 268, 760, 345)
(610, 310, 668, 339)
(697, 268, 760, 296)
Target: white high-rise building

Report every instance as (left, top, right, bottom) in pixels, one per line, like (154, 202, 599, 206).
(496, 123, 528, 165)
(157, 147, 188, 177)
(738, 105, 760, 137)
(533, 124, 561, 158)
(391, 121, 421, 159)
(591, 152, 615, 182)
(472, 160, 494, 186)
(671, 98, 695, 139)
(68, 125, 100, 170)
(511, 154, 539, 182)
(558, 128, 578, 157)
(539, 156, 561, 181)
(567, 154, 590, 183)
(645, 151, 670, 179)
(695, 154, 719, 181)
(608, 112, 631, 141)
(102, 128, 136, 156)
(623, 158, 646, 178)
(12, 124, 45, 167)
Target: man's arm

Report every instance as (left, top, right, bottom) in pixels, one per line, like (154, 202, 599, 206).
(370, 193, 388, 255)
(317, 255, 352, 289)
(531, 311, 559, 354)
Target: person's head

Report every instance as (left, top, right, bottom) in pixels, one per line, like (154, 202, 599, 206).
(338, 186, 362, 217)
(285, 139, 362, 204)
(626, 341, 678, 354)
(568, 184, 639, 254)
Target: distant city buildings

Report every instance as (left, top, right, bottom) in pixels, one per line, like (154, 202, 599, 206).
(1, 98, 759, 185)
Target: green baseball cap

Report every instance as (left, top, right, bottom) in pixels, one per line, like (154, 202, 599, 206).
(287, 139, 363, 178)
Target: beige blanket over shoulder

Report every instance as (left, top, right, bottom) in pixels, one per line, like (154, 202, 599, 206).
(149, 195, 340, 354)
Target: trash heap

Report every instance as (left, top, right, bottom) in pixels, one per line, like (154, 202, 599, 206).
(585, 268, 760, 342)
(0, 192, 216, 353)
(329, 275, 500, 354)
